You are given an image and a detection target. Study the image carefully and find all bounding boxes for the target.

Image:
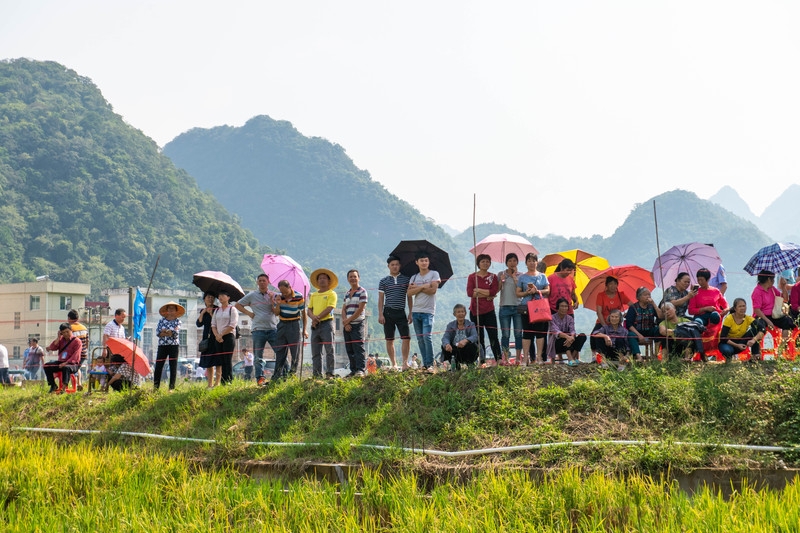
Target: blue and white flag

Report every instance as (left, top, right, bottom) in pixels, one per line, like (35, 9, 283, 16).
(133, 288, 147, 341)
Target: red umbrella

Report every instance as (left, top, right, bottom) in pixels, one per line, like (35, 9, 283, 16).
(192, 270, 246, 301)
(469, 233, 539, 263)
(106, 337, 151, 377)
(261, 254, 310, 297)
(580, 265, 655, 310)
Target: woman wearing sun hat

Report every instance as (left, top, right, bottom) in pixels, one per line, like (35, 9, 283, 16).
(154, 301, 185, 391)
(308, 268, 339, 378)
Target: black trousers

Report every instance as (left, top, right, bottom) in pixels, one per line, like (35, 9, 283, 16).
(154, 344, 179, 389)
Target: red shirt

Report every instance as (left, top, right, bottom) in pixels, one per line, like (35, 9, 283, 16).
(594, 291, 631, 323)
(47, 336, 82, 365)
(467, 272, 499, 315)
(548, 273, 577, 314)
(688, 287, 728, 316)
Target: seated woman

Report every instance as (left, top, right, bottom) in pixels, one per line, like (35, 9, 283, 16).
(441, 304, 479, 370)
(659, 302, 705, 362)
(626, 287, 663, 361)
(751, 270, 795, 339)
(719, 297, 765, 361)
(688, 268, 728, 326)
(590, 276, 632, 355)
(548, 298, 587, 366)
(661, 272, 697, 318)
(107, 354, 144, 391)
(790, 281, 799, 322)
(593, 308, 629, 369)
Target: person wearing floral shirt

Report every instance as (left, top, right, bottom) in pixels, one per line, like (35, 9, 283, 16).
(153, 301, 185, 391)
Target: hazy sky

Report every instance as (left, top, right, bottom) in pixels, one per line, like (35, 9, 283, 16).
(3, 1, 798, 238)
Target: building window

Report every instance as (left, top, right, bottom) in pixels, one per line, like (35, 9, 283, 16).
(14, 312, 20, 329)
(178, 298, 187, 310)
(143, 328, 153, 351)
(59, 296, 72, 310)
(30, 295, 40, 310)
(179, 330, 188, 357)
(13, 346, 20, 358)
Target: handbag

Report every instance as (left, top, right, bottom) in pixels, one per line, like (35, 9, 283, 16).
(198, 338, 210, 353)
(527, 298, 553, 323)
(772, 296, 785, 318)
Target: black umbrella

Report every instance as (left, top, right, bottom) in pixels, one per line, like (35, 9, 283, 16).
(389, 240, 454, 287)
(192, 270, 246, 301)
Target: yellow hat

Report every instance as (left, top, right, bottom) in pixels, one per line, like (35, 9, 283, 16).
(159, 301, 186, 318)
(310, 268, 338, 290)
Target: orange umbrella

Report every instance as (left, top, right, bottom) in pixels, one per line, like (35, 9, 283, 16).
(106, 337, 151, 377)
(542, 249, 610, 305)
(580, 265, 654, 310)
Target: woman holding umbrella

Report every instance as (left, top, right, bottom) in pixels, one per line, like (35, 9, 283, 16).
(211, 290, 238, 386)
(589, 276, 632, 355)
(662, 272, 697, 318)
(196, 292, 218, 386)
(466, 254, 502, 365)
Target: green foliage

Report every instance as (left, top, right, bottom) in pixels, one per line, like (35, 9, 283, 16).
(0, 59, 271, 291)
(3, 362, 800, 473)
(2, 434, 800, 531)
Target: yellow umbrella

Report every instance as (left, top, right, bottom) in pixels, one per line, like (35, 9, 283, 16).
(541, 249, 610, 305)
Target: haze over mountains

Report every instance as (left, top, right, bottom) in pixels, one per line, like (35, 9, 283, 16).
(709, 185, 800, 243)
(0, 58, 787, 329)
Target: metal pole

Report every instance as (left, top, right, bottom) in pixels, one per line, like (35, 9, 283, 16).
(653, 202, 668, 357)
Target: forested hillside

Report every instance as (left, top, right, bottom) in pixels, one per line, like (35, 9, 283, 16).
(0, 59, 270, 290)
(164, 116, 473, 337)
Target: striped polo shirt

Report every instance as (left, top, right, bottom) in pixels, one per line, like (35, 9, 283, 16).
(277, 291, 305, 321)
(343, 286, 368, 323)
(378, 274, 410, 310)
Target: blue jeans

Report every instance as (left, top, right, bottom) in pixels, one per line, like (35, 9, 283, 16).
(251, 329, 277, 379)
(498, 305, 522, 352)
(412, 312, 435, 368)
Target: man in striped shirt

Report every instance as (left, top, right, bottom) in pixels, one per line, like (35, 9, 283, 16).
(270, 280, 307, 381)
(378, 256, 413, 370)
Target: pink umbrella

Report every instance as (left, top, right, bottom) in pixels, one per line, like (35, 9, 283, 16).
(261, 254, 310, 297)
(652, 243, 721, 287)
(469, 233, 539, 263)
(192, 271, 246, 301)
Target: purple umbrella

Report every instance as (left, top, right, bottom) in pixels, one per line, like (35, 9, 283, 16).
(743, 242, 800, 275)
(261, 254, 310, 297)
(192, 270, 246, 301)
(652, 243, 721, 287)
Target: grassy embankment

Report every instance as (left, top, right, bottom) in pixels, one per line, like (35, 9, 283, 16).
(2, 359, 800, 473)
(1, 433, 799, 532)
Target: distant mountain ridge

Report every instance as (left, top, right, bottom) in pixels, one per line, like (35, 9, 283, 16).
(708, 184, 800, 243)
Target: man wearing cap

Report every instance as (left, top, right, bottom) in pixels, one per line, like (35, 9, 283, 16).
(154, 301, 185, 391)
(67, 309, 89, 390)
(308, 268, 339, 378)
(43, 323, 82, 393)
(235, 273, 279, 386)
